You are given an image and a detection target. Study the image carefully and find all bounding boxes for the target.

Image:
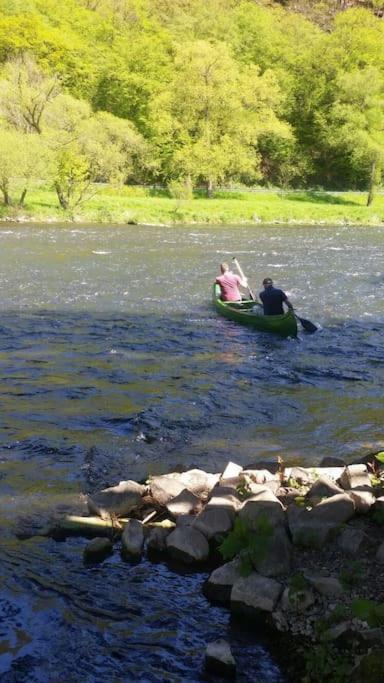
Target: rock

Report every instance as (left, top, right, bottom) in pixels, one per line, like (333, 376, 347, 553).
(204, 639, 236, 679)
(288, 494, 355, 548)
(244, 458, 281, 475)
(149, 474, 186, 505)
(280, 586, 315, 612)
(176, 514, 195, 527)
(351, 649, 384, 683)
(166, 489, 202, 518)
(251, 526, 292, 578)
(146, 527, 170, 553)
(83, 537, 113, 562)
(305, 574, 344, 597)
(321, 621, 353, 643)
(338, 527, 368, 555)
(376, 540, 384, 563)
(179, 469, 220, 497)
(289, 467, 314, 485)
(221, 461, 243, 482)
(166, 526, 210, 564)
(239, 487, 285, 530)
(339, 465, 371, 490)
(243, 469, 279, 485)
(193, 506, 233, 540)
(231, 573, 283, 618)
(319, 456, 346, 467)
(87, 480, 145, 519)
(374, 496, 384, 512)
(121, 519, 144, 558)
(347, 489, 375, 513)
(306, 476, 344, 504)
(203, 559, 242, 604)
(207, 486, 242, 513)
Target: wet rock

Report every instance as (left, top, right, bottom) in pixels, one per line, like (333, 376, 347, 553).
(166, 489, 202, 518)
(239, 487, 285, 530)
(83, 537, 113, 562)
(251, 526, 292, 578)
(146, 527, 170, 553)
(87, 480, 146, 519)
(231, 573, 283, 618)
(121, 519, 144, 558)
(338, 526, 368, 558)
(339, 465, 371, 490)
(203, 558, 242, 604)
(166, 526, 209, 564)
(193, 506, 233, 540)
(204, 639, 236, 679)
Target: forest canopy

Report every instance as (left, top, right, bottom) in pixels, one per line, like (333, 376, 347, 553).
(0, 0, 384, 206)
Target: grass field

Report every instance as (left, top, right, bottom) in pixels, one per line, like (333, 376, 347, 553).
(1, 186, 384, 226)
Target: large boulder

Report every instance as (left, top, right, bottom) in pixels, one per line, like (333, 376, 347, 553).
(288, 493, 355, 548)
(251, 525, 292, 577)
(231, 573, 283, 618)
(338, 527, 368, 555)
(203, 559, 243, 604)
(166, 489, 202, 518)
(166, 526, 209, 564)
(149, 474, 186, 506)
(205, 639, 236, 679)
(207, 486, 242, 514)
(193, 506, 234, 540)
(87, 480, 146, 519)
(178, 469, 220, 498)
(83, 537, 113, 562)
(146, 527, 171, 553)
(306, 476, 344, 504)
(339, 465, 371, 490)
(239, 487, 285, 530)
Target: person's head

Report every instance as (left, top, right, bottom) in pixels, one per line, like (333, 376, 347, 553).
(220, 262, 229, 274)
(263, 277, 273, 289)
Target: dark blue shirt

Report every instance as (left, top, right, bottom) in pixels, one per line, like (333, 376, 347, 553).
(259, 287, 287, 315)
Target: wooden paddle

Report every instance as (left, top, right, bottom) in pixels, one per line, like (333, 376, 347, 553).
(232, 257, 256, 300)
(233, 257, 317, 333)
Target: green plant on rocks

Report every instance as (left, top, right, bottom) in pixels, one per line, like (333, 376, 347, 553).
(218, 515, 273, 577)
(351, 598, 384, 627)
(301, 643, 352, 683)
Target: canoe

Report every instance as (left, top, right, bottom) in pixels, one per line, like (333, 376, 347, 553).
(212, 284, 298, 337)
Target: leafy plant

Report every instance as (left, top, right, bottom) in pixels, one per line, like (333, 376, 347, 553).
(302, 644, 352, 683)
(351, 598, 384, 627)
(218, 515, 273, 577)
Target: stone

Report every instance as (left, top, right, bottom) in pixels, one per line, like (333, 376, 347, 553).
(305, 575, 344, 597)
(203, 559, 242, 604)
(87, 480, 146, 519)
(289, 467, 314, 485)
(251, 526, 292, 578)
(239, 487, 285, 530)
(149, 474, 186, 505)
(205, 639, 236, 679)
(146, 527, 170, 553)
(288, 494, 355, 548)
(166, 489, 202, 518)
(319, 457, 346, 467)
(339, 465, 371, 490)
(347, 489, 376, 513)
(121, 519, 144, 558)
(374, 496, 384, 512)
(193, 506, 233, 540)
(231, 573, 283, 617)
(244, 458, 281, 475)
(221, 461, 243, 482)
(207, 486, 242, 513)
(166, 526, 209, 564)
(243, 469, 279, 485)
(83, 537, 113, 562)
(376, 540, 384, 563)
(306, 476, 344, 504)
(280, 586, 315, 612)
(338, 527, 368, 555)
(178, 469, 220, 497)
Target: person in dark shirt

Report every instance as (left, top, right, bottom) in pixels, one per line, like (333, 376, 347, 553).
(259, 277, 294, 316)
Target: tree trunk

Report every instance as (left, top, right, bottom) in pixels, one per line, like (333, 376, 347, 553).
(367, 158, 380, 207)
(206, 178, 214, 198)
(54, 182, 69, 210)
(18, 188, 27, 207)
(1, 183, 11, 206)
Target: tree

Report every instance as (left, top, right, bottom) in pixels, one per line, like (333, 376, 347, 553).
(0, 128, 50, 206)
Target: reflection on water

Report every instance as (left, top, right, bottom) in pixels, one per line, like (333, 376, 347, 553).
(1, 223, 384, 680)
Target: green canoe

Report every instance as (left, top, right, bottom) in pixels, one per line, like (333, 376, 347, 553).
(212, 284, 298, 337)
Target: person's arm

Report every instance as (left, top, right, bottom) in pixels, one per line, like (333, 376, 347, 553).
(236, 274, 248, 289)
(282, 292, 294, 311)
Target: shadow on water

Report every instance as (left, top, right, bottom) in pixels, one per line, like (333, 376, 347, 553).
(1, 306, 384, 682)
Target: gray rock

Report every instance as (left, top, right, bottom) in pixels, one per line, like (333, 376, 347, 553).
(338, 527, 368, 555)
(347, 489, 375, 513)
(376, 540, 384, 563)
(149, 474, 186, 506)
(306, 476, 344, 504)
(121, 519, 144, 558)
(251, 525, 292, 578)
(146, 527, 170, 553)
(288, 494, 355, 548)
(193, 506, 233, 540)
(290, 467, 314, 485)
(305, 574, 344, 597)
(221, 461, 243, 482)
(205, 639, 236, 679)
(319, 457, 346, 467)
(339, 465, 371, 490)
(166, 489, 202, 518)
(179, 468, 220, 497)
(231, 573, 283, 617)
(83, 537, 113, 561)
(87, 480, 145, 519)
(166, 526, 209, 564)
(280, 586, 315, 612)
(207, 486, 242, 513)
(239, 487, 285, 530)
(203, 559, 242, 604)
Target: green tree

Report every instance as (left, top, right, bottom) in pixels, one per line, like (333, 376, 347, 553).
(0, 128, 50, 206)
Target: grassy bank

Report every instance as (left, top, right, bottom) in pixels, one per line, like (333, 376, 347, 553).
(1, 186, 384, 226)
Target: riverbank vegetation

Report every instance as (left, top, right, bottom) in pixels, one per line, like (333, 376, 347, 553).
(1, 1, 384, 220)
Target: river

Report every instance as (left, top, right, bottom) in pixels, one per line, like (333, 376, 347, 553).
(0, 223, 383, 681)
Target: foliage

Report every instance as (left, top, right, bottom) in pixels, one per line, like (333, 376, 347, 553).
(351, 598, 384, 627)
(301, 643, 352, 683)
(218, 515, 273, 577)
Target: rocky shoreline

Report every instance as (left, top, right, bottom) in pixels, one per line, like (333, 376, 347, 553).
(36, 453, 384, 681)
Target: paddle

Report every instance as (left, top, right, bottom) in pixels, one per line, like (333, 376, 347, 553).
(233, 257, 318, 333)
(232, 257, 256, 301)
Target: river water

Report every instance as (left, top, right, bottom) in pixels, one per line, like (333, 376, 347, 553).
(1, 223, 383, 681)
